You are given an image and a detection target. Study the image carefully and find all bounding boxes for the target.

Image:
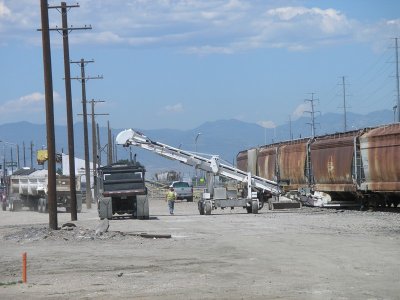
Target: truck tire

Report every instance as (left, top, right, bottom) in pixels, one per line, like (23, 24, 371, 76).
(198, 201, 205, 215)
(205, 201, 212, 215)
(38, 199, 43, 213)
(251, 200, 258, 214)
(43, 198, 48, 213)
(33, 200, 39, 212)
(187, 196, 193, 202)
(13, 201, 22, 212)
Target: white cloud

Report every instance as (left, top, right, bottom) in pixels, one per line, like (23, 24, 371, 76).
(266, 7, 349, 34)
(0, 91, 61, 115)
(185, 45, 234, 55)
(292, 103, 310, 120)
(0, 1, 398, 54)
(0, 1, 11, 18)
(258, 120, 276, 128)
(164, 103, 184, 113)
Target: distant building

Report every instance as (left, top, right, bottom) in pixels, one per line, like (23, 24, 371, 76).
(61, 154, 97, 188)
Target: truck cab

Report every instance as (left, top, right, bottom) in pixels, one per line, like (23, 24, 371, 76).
(170, 181, 193, 202)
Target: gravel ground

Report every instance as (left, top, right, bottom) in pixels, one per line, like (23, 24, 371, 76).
(0, 198, 399, 299)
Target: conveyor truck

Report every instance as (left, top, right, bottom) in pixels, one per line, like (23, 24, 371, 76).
(116, 129, 301, 215)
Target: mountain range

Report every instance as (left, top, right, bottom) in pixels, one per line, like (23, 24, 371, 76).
(0, 109, 396, 178)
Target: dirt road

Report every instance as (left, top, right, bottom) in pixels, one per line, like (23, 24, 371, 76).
(1, 198, 399, 299)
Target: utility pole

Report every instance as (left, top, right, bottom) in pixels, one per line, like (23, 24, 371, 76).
(39, 0, 57, 230)
(48, 2, 91, 221)
(87, 99, 108, 200)
(288, 115, 293, 140)
(30, 141, 34, 169)
(339, 76, 349, 131)
(97, 123, 101, 166)
(16, 145, 20, 170)
(71, 59, 102, 209)
(305, 93, 320, 138)
(23, 141, 26, 167)
(113, 134, 117, 163)
(395, 37, 400, 122)
(107, 121, 113, 165)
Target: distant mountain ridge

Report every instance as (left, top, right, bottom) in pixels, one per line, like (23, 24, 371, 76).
(0, 110, 395, 176)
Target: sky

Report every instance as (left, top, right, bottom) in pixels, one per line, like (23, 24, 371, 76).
(1, 0, 400, 130)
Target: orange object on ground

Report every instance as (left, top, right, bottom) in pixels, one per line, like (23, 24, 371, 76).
(22, 252, 27, 283)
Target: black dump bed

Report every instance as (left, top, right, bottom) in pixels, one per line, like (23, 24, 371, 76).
(98, 163, 147, 197)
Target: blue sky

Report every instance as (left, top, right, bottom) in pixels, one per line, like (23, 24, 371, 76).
(1, 0, 399, 130)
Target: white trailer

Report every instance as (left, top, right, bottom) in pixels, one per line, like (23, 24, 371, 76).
(116, 129, 300, 214)
(7, 168, 82, 213)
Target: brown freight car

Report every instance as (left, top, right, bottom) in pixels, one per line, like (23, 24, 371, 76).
(237, 123, 400, 208)
(359, 124, 400, 207)
(277, 139, 310, 191)
(310, 131, 360, 200)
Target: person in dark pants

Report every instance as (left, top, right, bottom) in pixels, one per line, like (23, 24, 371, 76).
(166, 187, 176, 215)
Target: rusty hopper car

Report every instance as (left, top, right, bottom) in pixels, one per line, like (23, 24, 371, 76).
(236, 148, 258, 175)
(236, 150, 247, 173)
(237, 124, 400, 208)
(257, 145, 278, 181)
(310, 131, 360, 200)
(277, 139, 310, 191)
(359, 124, 400, 207)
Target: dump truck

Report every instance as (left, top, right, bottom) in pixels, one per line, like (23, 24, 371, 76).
(97, 162, 149, 219)
(7, 168, 82, 212)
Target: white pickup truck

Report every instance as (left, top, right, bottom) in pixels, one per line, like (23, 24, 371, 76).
(170, 181, 193, 202)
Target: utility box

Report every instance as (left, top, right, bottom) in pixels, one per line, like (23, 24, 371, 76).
(213, 187, 227, 200)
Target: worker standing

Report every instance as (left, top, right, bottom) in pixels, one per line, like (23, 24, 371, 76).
(166, 187, 176, 215)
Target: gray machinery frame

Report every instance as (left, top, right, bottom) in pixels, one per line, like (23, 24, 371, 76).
(116, 129, 299, 215)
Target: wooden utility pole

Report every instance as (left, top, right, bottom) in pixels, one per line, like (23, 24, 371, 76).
(23, 141, 26, 167)
(39, 0, 57, 230)
(48, 1, 90, 220)
(30, 141, 34, 168)
(71, 60, 102, 209)
(395, 38, 400, 122)
(88, 99, 108, 200)
(107, 121, 113, 165)
(97, 123, 101, 166)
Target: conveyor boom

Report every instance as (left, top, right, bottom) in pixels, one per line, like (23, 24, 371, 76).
(116, 129, 281, 195)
